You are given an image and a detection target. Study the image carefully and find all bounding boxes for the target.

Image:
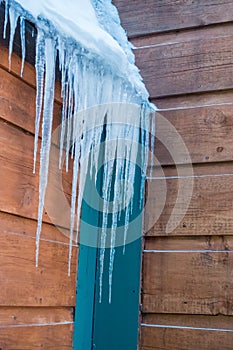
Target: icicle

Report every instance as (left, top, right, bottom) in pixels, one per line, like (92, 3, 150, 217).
(109, 142, 122, 304)
(123, 205, 130, 254)
(76, 118, 93, 224)
(149, 111, 156, 178)
(71, 81, 77, 160)
(33, 30, 45, 173)
(3, 0, 8, 39)
(68, 141, 80, 276)
(36, 38, 56, 267)
(59, 80, 69, 169)
(98, 103, 115, 303)
(8, 6, 19, 70)
(20, 16, 25, 77)
(59, 44, 71, 169)
(65, 58, 74, 171)
(99, 158, 115, 303)
(140, 106, 150, 208)
(2, 0, 155, 301)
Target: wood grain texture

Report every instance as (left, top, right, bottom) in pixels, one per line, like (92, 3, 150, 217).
(132, 22, 233, 49)
(0, 119, 73, 228)
(113, 0, 233, 349)
(144, 235, 233, 252)
(154, 104, 233, 165)
(135, 35, 233, 98)
(145, 163, 233, 236)
(0, 324, 73, 349)
(0, 231, 77, 306)
(0, 307, 73, 325)
(114, 0, 233, 37)
(153, 90, 233, 111)
(143, 313, 233, 328)
(142, 249, 233, 315)
(141, 314, 233, 349)
(0, 307, 73, 348)
(0, 209, 71, 247)
(0, 66, 62, 135)
(0, 44, 76, 347)
(0, 46, 62, 103)
(141, 325, 233, 350)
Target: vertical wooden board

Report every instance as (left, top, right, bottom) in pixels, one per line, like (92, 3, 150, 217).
(93, 240, 142, 350)
(114, 0, 233, 37)
(73, 155, 102, 350)
(74, 142, 143, 349)
(92, 164, 143, 350)
(142, 251, 233, 315)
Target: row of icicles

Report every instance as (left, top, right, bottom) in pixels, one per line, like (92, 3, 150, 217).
(2, 0, 155, 303)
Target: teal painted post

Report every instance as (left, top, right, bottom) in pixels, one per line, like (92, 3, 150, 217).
(73, 140, 143, 350)
(92, 164, 143, 350)
(73, 171, 101, 349)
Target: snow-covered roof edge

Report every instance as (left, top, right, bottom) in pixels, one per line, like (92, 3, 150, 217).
(1, 0, 155, 107)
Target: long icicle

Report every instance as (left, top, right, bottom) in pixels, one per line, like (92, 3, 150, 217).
(20, 16, 25, 76)
(33, 30, 45, 173)
(3, 0, 8, 39)
(1, 0, 155, 301)
(8, 5, 19, 70)
(36, 37, 56, 267)
(68, 140, 80, 276)
(109, 141, 122, 304)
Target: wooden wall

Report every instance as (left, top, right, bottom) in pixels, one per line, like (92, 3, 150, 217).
(0, 47, 77, 349)
(114, 1, 233, 349)
(1, 2, 233, 348)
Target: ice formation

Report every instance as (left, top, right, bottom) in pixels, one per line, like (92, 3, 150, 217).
(1, 0, 155, 302)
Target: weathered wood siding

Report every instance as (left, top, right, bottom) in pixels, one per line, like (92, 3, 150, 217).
(115, 1, 233, 349)
(0, 47, 76, 348)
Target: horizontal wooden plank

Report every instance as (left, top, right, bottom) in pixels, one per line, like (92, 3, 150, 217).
(0, 306, 73, 326)
(132, 22, 233, 49)
(153, 91, 233, 111)
(142, 250, 233, 315)
(154, 104, 233, 165)
(0, 66, 62, 135)
(135, 35, 233, 98)
(0, 324, 73, 349)
(0, 231, 77, 306)
(141, 314, 233, 349)
(145, 163, 233, 236)
(141, 324, 233, 350)
(0, 46, 62, 104)
(114, 0, 233, 37)
(0, 210, 71, 246)
(0, 119, 73, 228)
(143, 313, 233, 329)
(144, 235, 233, 252)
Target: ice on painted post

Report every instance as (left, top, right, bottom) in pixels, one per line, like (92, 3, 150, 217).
(1, 0, 156, 303)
